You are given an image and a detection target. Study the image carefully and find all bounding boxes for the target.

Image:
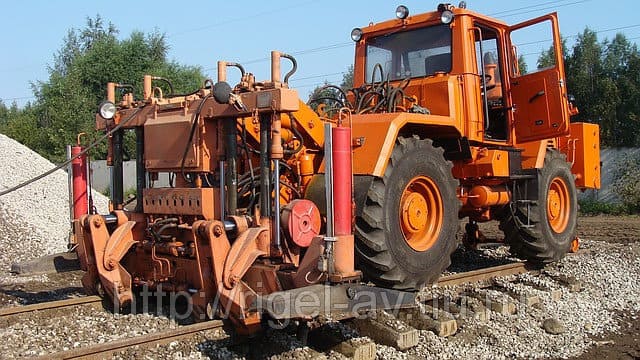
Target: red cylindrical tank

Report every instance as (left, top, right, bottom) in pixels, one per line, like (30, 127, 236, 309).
(71, 145, 88, 219)
(331, 126, 353, 236)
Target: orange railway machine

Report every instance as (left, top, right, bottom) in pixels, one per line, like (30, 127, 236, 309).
(73, 3, 600, 333)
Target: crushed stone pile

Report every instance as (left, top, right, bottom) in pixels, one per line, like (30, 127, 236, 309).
(0, 134, 109, 272)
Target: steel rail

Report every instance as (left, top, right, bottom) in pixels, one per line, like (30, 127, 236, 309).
(7, 262, 531, 358)
(36, 320, 224, 360)
(436, 262, 533, 288)
(0, 296, 103, 318)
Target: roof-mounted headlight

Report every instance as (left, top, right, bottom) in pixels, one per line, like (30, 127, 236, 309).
(441, 10, 454, 24)
(351, 28, 363, 42)
(98, 100, 116, 120)
(395, 5, 409, 19)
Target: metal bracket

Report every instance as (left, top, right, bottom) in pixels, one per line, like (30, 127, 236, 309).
(252, 284, 417, 320)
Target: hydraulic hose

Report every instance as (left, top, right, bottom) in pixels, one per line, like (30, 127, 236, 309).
(281, 53, 298, 84)
(180, 92, 213, 183)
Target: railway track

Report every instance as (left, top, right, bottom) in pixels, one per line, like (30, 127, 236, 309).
(436, 261, 532, 287)
(34, 320, 224, 360)
(5, 261, 570, 359)
(0, 296, 103, 319)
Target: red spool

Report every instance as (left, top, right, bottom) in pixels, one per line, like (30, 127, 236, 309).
(331, 126, 353, 236)
(71, 145, 88, 219)
(281, 199, 321, 247)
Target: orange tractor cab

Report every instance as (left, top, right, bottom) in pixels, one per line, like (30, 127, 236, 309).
(72, 3, 599, 333)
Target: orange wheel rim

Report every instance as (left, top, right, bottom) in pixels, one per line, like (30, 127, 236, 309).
(399, 176, 443, 251)
(547, 177, 570, 233)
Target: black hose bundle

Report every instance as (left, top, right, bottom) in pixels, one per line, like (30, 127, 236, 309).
(307, 63, 415, 115)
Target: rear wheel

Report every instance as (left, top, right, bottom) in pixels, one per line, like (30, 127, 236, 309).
(355, 137, 460, 290)
(500, 150, 577, 263)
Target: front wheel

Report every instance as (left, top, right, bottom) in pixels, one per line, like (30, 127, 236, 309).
(355, 136, 460, 290)
(500, 150, 578, 263)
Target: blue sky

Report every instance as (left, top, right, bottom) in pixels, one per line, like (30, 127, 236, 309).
(1, 0, 639, 106)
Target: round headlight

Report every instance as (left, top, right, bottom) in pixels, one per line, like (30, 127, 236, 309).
(98, 101, 116, 120)
(395, 5, 409, 19)
(441, 10, 454, 24)
(351, 28, 363, 42)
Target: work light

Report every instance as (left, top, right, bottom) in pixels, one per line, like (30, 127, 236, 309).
(98, 101, 116, 120)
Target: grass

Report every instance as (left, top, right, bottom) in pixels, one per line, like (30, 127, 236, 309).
(578, 199, 636, 216)
(100, 186, 137, 200)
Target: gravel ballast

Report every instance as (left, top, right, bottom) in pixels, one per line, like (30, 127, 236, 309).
(0, 150, 638, 360)
(0, 134, 108, 273)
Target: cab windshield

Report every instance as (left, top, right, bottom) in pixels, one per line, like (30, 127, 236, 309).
(365, 24, 452, 82)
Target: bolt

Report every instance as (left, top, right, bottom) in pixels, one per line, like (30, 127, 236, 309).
(106, 258, 116, 270)
(92, 217, 102, 228)
(230, 275, 240, 286)
(213, 225, 223, 237)
(346, 287, 357, 299)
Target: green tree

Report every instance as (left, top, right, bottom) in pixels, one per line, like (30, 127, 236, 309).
(537, 37, 567, 69)
(602, 34, 640, 146)
(1, 15, 206, 162)
(517, 55, 528, 75)
(558, 28, 640, 147)
(308, 65, 354, 114)
(563, 29, 613, 141)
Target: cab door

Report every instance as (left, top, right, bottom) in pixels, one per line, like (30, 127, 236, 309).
(507, 13, 571, 143)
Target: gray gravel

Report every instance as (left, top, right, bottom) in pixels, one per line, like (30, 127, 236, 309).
(385, 239, 640, 360)
(0, 134, 108, 273)
(0, 134, 638, 359)
(0, 238, 636, 359)
(0, 305, 179, 359)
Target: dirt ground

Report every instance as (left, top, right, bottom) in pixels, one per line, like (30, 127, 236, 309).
(1, 215, 639, 358)
(572, 215, 640, 360)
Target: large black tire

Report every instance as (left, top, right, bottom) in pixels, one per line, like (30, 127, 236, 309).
(354, 136, 460, 290)
(500, 150, 578, 263)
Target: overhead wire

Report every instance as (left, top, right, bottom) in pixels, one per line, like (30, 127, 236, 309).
(2, 1, 614, 182)
(2, 0, 635, 102)
(488, 0, 577, 16)
(495, 0, 592, 19)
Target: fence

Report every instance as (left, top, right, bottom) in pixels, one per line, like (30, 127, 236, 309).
(90, 148, 638, 204)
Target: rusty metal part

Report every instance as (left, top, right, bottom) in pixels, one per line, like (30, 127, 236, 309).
(80, 212, 137, 308)
(293, 236, 326, 287)
(0, 296, 102, 318)
(107, 82, 116, 103)
(436, 262, 532, 288)
(255, 284, 416, 320)
(222, 227, 269, 289)
(34, 320, 224, 360)
(143, 188, 219, 220)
